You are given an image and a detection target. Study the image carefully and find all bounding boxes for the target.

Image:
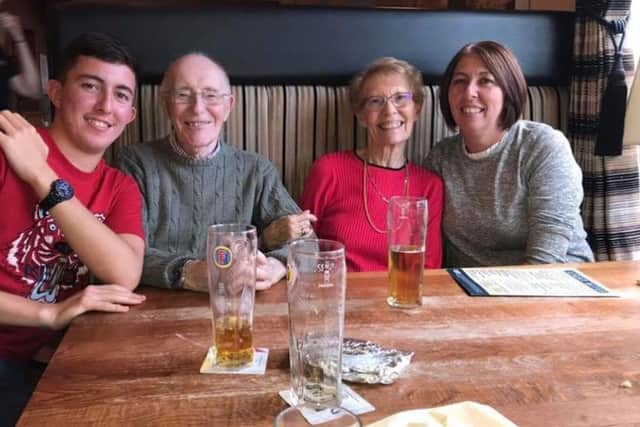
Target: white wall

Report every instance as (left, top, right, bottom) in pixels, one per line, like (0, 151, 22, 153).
(628, 0, 640, 70)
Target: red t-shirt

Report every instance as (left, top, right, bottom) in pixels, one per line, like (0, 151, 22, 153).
(300, 151, 443, 272)
(0, 129, 144, 361)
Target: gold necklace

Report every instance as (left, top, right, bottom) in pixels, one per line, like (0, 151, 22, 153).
(362, 159, 409, 234)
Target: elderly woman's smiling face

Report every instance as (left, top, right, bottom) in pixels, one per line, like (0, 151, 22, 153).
(356, 72, 419, 148)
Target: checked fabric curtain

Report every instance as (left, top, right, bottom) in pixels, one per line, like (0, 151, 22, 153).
(570, 0, 640, 260)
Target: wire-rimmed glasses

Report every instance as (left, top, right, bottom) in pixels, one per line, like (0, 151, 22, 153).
(165, 89, 231, 106)
(361, 91, 413, 112)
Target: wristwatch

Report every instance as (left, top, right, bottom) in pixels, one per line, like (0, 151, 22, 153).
(39, 179, 74, 213)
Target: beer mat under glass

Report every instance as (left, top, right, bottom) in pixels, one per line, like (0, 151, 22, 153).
(200, 347, 269, 374)
(448, 268, 617, 297)
(342, 338, 414, 384)
(279, 385, 374, 425)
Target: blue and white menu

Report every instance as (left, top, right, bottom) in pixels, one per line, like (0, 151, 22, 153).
(448, 268, 617, 297)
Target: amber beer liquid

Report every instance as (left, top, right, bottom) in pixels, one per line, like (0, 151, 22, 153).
(214, 316, 254, 366)
(388, 245, 424, 308)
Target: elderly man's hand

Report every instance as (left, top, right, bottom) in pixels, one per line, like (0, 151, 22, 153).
(183, 254, 284, 292)
(181, 259, 209, 292)
(256, 251, 286, 290)
(261, 210, 317, 250)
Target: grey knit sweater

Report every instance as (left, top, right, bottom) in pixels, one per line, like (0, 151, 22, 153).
(424, 120, 594, 267)
(115, 136, 302, 288)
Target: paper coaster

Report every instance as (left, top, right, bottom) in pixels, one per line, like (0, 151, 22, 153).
(279, 385, 375, 425)
(200, 347, 269, 375)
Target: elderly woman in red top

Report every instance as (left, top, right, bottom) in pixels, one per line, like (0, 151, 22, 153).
(299, 57, 443, 272)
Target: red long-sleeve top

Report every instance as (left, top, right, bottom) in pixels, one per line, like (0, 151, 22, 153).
(300, 151, 443, 272)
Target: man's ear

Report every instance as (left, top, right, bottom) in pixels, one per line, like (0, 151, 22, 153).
(223, 95, 235, 122)
(47, 80, 63, 109)
(126, 106, 137, 125)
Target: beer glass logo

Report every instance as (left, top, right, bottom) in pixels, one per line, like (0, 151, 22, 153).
(316, 261, 335, 288)
(213, 246, 233, 268)
(286, 264, 295, 285)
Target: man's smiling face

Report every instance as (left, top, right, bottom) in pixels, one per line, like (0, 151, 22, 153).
(164, 54, 234, 158)
(48, 55, 137, 156)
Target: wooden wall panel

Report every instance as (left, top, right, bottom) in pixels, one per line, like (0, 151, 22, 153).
(529, 0, 575, 11)
(45, 0, 512, 9)
(450, 0, 513, 9)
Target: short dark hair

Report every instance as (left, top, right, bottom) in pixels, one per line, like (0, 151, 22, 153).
(56, 32, 137, 82)
(439, 40, 527, 130)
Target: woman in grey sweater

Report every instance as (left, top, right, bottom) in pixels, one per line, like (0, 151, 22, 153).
(424, 41, 593, 267)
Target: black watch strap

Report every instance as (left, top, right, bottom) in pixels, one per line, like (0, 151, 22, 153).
(39, 179, 74, 213)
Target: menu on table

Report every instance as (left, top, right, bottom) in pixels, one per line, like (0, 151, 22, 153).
(448, 268, 617, 297)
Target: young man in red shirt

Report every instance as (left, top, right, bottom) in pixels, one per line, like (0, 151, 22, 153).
(0, 32, 146, 425)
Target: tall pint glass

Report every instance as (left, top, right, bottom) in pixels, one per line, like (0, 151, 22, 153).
(387, 196, 428, 308)
(287, 239, 346, 408)
(207, 224, 257, 367)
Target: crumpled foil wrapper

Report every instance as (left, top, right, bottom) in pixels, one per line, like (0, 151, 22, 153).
(342, 338, 414, 384)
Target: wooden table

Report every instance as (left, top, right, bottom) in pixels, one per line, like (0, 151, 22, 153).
(19, 261, 640, 426)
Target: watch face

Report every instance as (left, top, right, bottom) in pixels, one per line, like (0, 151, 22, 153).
(54, 180, 74, 199)
(39, 179, 74, 214)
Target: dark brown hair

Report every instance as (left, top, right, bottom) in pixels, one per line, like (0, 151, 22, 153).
(56, 32, 137, 83)
(439, 41, 527, 130)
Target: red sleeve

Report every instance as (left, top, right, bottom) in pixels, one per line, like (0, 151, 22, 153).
(300, 155, 337, 225)
(104, 173, 144, 239)
(0, 151, 5, 188)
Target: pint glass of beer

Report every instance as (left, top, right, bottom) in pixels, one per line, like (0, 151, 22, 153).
(386, 196, 428, 308)
(207, 224, 257, 367)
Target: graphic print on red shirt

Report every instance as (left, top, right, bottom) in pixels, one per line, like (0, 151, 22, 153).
(5, 205, 106, 303)
(0, 128, 144, 361)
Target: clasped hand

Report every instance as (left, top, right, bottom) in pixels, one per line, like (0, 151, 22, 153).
(261, 210, 317, 250)
(182, 250, 286, 292)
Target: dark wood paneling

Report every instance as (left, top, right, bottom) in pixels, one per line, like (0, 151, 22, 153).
(45, 0, 509, 9)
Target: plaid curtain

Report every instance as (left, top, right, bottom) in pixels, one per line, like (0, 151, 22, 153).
(570, 0, 640, 260)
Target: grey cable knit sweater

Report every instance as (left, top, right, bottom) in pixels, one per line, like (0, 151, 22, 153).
(424, 120, 594, 267)
(115, 136, 302, 288)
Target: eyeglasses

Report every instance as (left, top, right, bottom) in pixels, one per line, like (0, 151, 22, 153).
(361, 91, 413, 112)
(166, 90, 231, 106)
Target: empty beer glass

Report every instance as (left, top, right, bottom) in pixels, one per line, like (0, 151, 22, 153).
(286, 239, 346, 408)
(278, 239, 360, 426)
(387, 196, 428, 308)
(207, 224, 257, 367)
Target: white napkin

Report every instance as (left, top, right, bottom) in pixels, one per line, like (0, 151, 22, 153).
(366, 401, 518, 427)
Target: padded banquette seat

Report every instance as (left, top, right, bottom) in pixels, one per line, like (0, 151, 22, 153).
(112, 84, 569, 201)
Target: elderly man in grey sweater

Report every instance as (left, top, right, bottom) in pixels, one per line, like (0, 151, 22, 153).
(115, 53, 314, 291)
